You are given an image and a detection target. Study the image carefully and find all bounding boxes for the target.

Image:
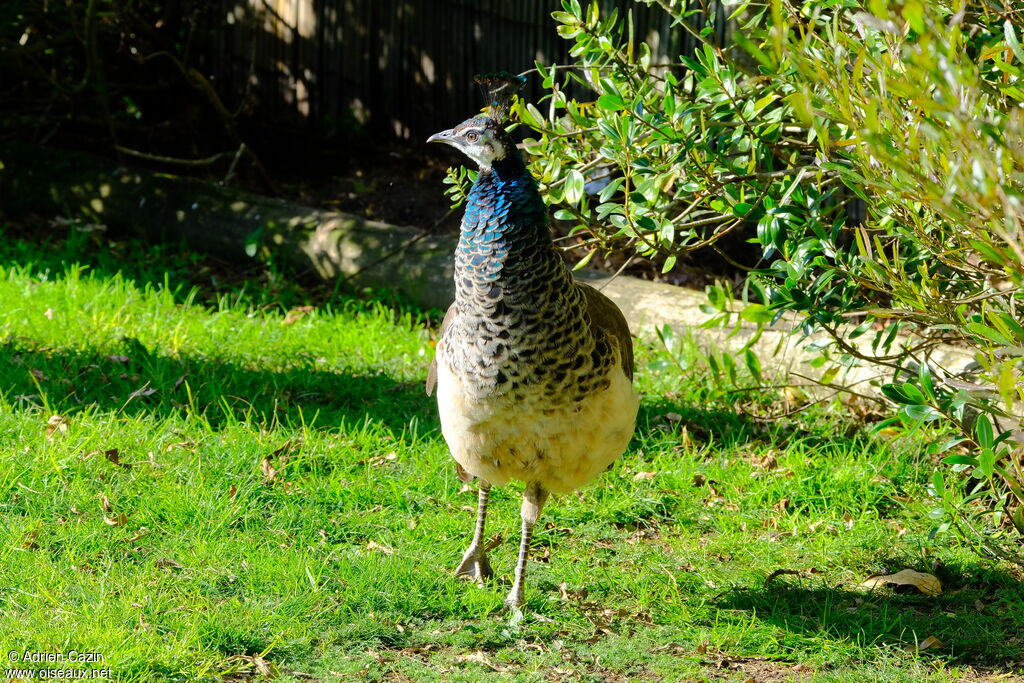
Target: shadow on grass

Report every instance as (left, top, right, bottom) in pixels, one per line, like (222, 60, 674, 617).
(637, 395, 766, 452)
(715, 563, 1024, 666)
(0, 222, 434, 316)
(0, 341, 436, 436)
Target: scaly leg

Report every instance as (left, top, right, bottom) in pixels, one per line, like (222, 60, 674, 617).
(505, 481, 549, 609)
(455, 481, 493, 584)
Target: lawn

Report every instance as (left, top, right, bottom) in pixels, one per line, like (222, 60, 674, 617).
(0, 225, 1021, 682)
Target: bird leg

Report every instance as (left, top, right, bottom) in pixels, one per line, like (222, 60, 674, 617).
(505, 481, 549, 609)
(455, 481, 493, 584)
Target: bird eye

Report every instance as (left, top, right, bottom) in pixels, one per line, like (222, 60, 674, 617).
(466, 131, 479, 142)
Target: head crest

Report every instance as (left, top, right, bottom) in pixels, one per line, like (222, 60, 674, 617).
(473, 72, 526, 122)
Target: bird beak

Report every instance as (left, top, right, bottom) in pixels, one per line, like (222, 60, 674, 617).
(427, 128, 454, 144)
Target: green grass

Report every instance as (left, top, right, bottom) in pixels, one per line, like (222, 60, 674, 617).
(0, 225, 1022, 682)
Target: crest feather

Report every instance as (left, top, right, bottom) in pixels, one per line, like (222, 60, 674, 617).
(473, 72, 526, 122)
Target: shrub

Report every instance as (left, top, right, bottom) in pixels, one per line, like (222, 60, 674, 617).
(471, 0, 1024, 564)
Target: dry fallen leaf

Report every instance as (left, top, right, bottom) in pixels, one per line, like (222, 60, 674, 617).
(633, 471, 657, 481)
(155, 557, 185, 570)
(904, 635, 943, 652)
(752, 451, 778, 470)
(129, 385, 157, 399)
(261, 455, 278, 484)
(455, 651, 506, 672)
(104, 513, 128, 527)
(121, 527, 150, 543)
(784, 386, 809, 407)
(100, 494, 112, 512)
(366, 541, 394, 555)
(283, 305, 315, 325)
(22, 530, 40, 549)
(860, 569, 942, 596)
(104, 449, 131, 469)
(763, 568, 803, 587)
(46, 414, 70, 436)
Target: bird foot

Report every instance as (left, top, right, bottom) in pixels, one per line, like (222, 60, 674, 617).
(504, 586, 525, 610)
(455, 546, 493, 585)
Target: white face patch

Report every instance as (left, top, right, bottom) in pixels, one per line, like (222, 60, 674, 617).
(459, 129, 506, 170)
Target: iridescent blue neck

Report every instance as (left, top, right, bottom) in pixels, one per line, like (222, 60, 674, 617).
(455, 152, 551, 287)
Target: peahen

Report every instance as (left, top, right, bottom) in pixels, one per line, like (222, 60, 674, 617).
(426, 73, 639, 609)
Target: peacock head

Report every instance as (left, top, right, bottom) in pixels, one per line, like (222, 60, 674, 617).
(427, 115, 515, 171)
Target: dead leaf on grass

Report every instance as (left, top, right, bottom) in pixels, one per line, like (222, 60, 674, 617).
(455, 650, 506, 673)
(104, 513, 128, 527)
(261, 455, 278, 484)
(155, 557, 185, 570)
(121, 527, 150, 543)
(764, 568, 802, 586)
(366, 541, 394, 555)
(100, 494, 112, 513)
(886, 519, 908, 537)
(633, 470, 657, 481)
(128, 385, 157, 399)
(22, 530, 40, 549)
(46, 414, 70, 437)
(228, 654, 280, 678)
(860, 569, 942, 596)
(283, 305, 315, 325)
(904, 635, 943, 652)
(104, 449, 131, 469)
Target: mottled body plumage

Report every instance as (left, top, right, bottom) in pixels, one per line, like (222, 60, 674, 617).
(427, 99, 638, 607)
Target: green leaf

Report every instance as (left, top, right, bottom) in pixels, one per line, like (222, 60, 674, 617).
(918, 364, 936, 401)
(979, 447, 996, 479)
(706, 284, 726, 312)
(976, 414, 994, 448)
(564, 170, 585, 205)
(740, 303, 774, 324)
(903, 404, 941, 421)
(901, 383, 926, 404)
(597, 94, 626, 111)
(732, 202, 753, 217)
(932, 469, 946, 499)
(571, 248, 595, 271)
(881, 384, 911, 405)
(743, 348, 762, 383)
(1006, 20, 1024, 64)
(929, 437, 966, 455)
(965, 322, 1013, 347)
(657, 323, 675, 353)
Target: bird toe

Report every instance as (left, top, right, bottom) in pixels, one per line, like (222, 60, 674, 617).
(455, 547, 493, 585)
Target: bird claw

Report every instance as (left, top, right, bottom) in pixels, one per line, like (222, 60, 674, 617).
(455, 546, 493, 585)
(504, 587, 525, 610)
